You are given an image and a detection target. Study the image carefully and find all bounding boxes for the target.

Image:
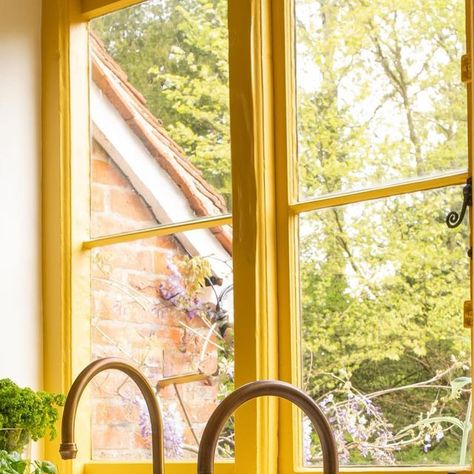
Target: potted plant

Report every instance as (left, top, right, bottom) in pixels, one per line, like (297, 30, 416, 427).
(0, 451, 57, 474)
(0, 379, 65, 473)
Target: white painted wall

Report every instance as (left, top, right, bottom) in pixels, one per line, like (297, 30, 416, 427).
(0, 0, 42, 389)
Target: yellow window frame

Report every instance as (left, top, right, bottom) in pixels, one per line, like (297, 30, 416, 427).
(42, 0, 474, 473)
(42, 0, 278, 473)
(273, 0, 474, 473)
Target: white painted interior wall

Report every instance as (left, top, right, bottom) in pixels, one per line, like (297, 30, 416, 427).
(0, 0, 42, 389)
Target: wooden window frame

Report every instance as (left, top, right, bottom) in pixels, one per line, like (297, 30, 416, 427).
(273, 0, 474, 473)
(43, 0, 278, 473)
(41, 0, 474, 473)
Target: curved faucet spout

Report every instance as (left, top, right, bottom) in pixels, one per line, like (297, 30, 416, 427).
(59, 357, 164, 474)
(198, 380, 338, 474)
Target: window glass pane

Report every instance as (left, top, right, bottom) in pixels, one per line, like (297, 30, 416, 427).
(89, 0, 231, 237)
(90, 229, 233, 460)
(299, 187, 471, 466)
(296, 0, 467, 200)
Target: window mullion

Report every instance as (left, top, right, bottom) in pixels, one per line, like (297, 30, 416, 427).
(228, 0, 279, 473)
(272, 0, 303, 471)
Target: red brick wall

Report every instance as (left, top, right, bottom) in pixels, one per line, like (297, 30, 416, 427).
(90, 140, 219, 460)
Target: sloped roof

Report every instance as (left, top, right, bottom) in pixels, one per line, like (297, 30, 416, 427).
(90, 33, 232, 255)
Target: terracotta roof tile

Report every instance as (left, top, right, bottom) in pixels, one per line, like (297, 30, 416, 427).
(90, 33, 232, 255)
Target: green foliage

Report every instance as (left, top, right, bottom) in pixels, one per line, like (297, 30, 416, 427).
(0, 379, 65, 453)
(297, 0, 470, 465)
(297, 0, 466, 197)
(30, 460, 57, 474)
(0, 451, 57, 474)
(0, 451, 27, 474)
(177, 255, 213, 296)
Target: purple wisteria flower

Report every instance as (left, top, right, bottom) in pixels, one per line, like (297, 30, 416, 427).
(306, 390, 397, 465)
(419, 423, 445, 453)
(423, 434, 431, 453)
(136, 396, 185, 458)
(303, 417, 312, 464)
(163, 402, 185, 458)
(159, 257, 206, 319)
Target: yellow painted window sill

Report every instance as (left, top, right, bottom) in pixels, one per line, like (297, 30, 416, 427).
(84, 461, 234, 474)
(83, 461, 471, 474)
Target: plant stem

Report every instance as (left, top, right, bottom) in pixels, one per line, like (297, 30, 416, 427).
(459, 390, 472, 465)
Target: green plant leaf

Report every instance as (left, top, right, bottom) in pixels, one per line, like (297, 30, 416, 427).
(451, 377, 472, 399)
(37, 461, 57, 474)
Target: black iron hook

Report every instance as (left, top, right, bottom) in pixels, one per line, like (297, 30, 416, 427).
(446, 177, 472, 229)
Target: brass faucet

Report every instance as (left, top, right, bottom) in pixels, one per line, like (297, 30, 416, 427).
(59, 357, 165, 474)
(197, 380, 339, 474)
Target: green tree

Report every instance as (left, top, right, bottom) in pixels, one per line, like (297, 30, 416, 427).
(92, 0, 231, 205)
(297, 0, 470, 464)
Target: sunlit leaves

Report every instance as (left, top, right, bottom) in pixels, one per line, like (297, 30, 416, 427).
(92, 0, 231, 207)
(296, 0, 467, 197)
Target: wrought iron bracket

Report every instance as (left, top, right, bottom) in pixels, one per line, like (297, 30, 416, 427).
(446, 177, 472, 229)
